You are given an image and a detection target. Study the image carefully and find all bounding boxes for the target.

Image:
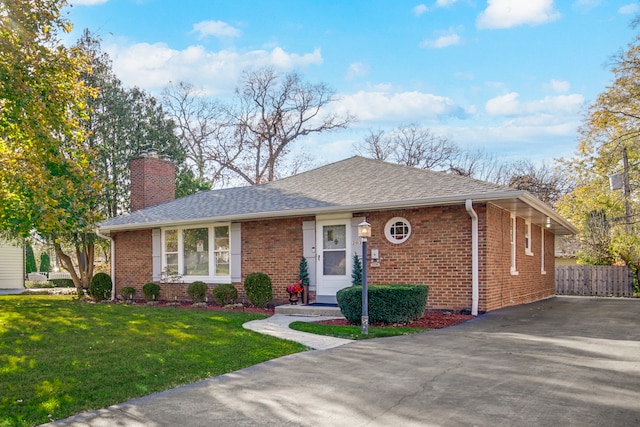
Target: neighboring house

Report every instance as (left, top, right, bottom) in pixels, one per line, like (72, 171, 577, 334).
(0, 240, 24, 289)
(97, 154, 577, 314)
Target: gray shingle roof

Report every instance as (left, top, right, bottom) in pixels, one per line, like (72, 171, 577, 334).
(98, 156, 524, 230)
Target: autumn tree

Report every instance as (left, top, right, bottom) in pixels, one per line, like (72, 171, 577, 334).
(0, 0, 103, 289)
(558, 34, 640, 281)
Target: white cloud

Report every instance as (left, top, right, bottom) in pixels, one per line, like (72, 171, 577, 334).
(70, 0, 107, 5)
(477, 0, 560, 29)
(413, 4, 428, 15)
(192, 20, 241, 39)
(105, 42, 322, 95)
(485, 92, 584, 116)
(345, 62, 370, 80)
(544, 79, 571, 93)
(331, 89, 468, 123)
(436, 0, 458, 6)
(619, 3, 640, 14)
(420, 33, 461, 48)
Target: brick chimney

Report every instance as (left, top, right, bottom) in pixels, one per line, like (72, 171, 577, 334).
(130, 149, 176, 212)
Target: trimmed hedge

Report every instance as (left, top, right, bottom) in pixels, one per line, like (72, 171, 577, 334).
(49, 278, 74, 288)
(243, 272, 273, 308)
(336, 284, 429, 325)
(212, 283, 238, 306)
(142, 282, 161, 301)
(89, 272, 112, 301)
(187, 281, 208, 303)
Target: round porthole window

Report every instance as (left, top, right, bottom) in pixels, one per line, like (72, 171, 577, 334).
(385, 217, 411, 244)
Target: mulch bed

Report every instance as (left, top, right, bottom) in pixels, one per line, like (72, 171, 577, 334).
(314, 311, 474, 329)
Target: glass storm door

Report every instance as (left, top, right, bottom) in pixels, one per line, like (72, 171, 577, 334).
(316, 220, 351, 303)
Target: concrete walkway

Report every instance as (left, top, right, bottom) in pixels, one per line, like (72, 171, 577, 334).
(41, 297, 640, 426)
(244, 314, 351, 350)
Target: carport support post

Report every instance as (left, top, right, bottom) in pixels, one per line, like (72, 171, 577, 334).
(358, 221, 372, 335)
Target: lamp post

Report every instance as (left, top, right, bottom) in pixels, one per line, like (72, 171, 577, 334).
(358, 220, 371, 334)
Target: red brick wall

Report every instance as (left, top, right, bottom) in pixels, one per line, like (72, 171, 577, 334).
(363, 207, 473, 311)
(241, 217, 310, 304)
(113, 230, 153, 297)
(130, 155, 175, 212)
(482, 204, 555, 311)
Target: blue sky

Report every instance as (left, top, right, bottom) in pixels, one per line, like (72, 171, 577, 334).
(65, 0, 639, 166)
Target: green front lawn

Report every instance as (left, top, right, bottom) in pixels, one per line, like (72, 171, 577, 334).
(289, 321, 428, 339)
(0, 295, 307, 427)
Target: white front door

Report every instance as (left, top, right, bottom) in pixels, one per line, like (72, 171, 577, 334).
(316, 219, 352, 304)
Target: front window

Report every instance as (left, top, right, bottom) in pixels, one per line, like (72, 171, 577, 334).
(163, 224, 230, 280)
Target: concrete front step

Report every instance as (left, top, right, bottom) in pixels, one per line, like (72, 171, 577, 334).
(274, 304, 344, 317)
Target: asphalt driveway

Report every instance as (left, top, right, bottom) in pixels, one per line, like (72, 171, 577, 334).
(44, 297, 640, 426)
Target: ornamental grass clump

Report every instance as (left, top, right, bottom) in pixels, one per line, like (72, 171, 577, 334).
(243, 272, 273, 308)
(337, 284, 429, 325)
(187, 281, 208, 303)
(212, 283, 238, 306)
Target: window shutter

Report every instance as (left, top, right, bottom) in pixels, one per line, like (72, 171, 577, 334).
(152, 229, 161, 282)
(302, 221, 316, 288)
(230, 223, 241, 282)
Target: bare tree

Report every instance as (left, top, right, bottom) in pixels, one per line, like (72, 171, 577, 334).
(354, 129, 395, 161)
(221, 68, 355, 184)
(355, 124, 460, 170)
(162, 81, 229, 186)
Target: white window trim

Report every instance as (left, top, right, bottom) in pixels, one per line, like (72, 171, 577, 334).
(384, 217, 412, 244)
(525, 220, 534, 256)
(510, 214, 519, 275)
(541, 227, 546, 275)
(161, 223, 231, 283)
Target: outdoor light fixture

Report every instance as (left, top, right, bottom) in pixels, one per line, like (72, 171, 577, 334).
(546, 217, 552, 228)
(358, 221, 371, 334)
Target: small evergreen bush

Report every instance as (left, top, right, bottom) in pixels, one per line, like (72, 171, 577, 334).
(142, 282, 161, 301)
(119, 286, 136, 300)
(351, 254, 362, 286)
(25, 244, 37, 274)
(89, 272, 112, 301)
(337, 284, 429, 325)
(243, 272, 273, 308)
(212, 283, 238, 306)
(187, 281, 208, 303)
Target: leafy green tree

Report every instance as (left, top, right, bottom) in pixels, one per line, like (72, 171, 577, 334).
(0, 0, 103, 289)
(77, 31, 192, 217)
(558, 34, 640, 283)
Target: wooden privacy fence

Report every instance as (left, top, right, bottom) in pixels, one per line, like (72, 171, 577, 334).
(555, 265, 635, 297)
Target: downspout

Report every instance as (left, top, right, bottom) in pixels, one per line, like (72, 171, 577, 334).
(95, 228, 116, 301)
(465, 200, 479, 316)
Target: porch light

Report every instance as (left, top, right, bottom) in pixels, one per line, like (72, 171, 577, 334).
(358, 220, 371, 334)
(358, 221, 371, 239)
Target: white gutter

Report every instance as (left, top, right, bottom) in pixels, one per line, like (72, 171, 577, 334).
(465, 199, 479, 316)
(95, 228, 116, 301)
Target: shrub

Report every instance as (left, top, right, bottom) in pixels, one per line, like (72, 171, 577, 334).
(187, 281, 208, 303)
(89, 272, 112, 301)
(49, 278, 74, 288)
(142, 282, 161, 301)
(119, 286, 136, 300)
(212, 283, 238, 306)
(39, 252, 51, 273)
(25, 244, 37, 274)
(337, 284, 429, 325)
(243, 272, 273, 308)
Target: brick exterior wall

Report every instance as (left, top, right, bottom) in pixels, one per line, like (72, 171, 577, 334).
(130, 155, 175, 212)
(111, 203, 555, 311)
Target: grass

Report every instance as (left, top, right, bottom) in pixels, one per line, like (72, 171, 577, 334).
(0, 295, 307, 427)
(289, 321, 428, 340)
